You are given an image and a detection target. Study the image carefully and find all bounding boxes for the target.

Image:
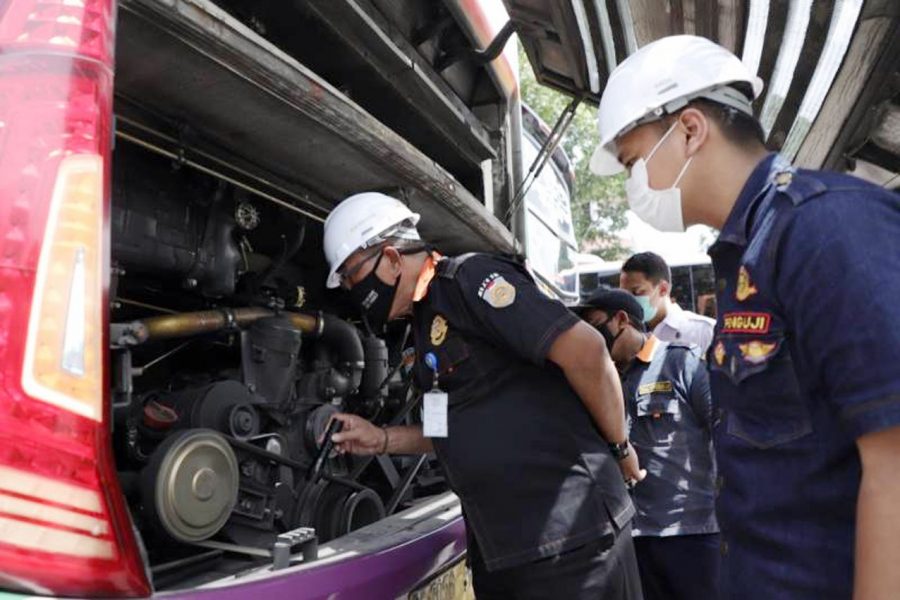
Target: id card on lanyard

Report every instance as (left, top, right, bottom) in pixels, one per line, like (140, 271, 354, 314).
(422, 352, 448, 437)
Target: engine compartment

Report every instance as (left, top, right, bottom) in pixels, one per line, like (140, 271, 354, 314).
(109, 143, 445, 588)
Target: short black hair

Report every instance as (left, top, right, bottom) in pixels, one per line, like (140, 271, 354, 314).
(622, 252, 671, 284)
(660, 84, 766, 147)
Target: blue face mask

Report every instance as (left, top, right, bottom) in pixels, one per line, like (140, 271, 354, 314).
(635, 295, 657, 323)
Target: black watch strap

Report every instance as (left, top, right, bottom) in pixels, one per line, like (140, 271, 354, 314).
(608, 440, 630, 461)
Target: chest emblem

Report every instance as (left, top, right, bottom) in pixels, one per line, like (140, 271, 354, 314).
(638, 381, 673, 395)
(713, 341, 726, 366)
(430, 315, 449, 346)
(478, 273, 516, 308)
(722, 312, 771, 334)
(736, 266, 758, 302)
(739, 340, 778, 364)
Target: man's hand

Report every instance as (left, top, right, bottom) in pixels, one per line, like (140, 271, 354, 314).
(328, 413, 385, 456)
(619, 441, 647, 488)
(548, 322, 631, 459)
(327, 413, 434, 456)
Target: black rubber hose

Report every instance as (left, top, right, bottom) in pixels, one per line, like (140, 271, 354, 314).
(318, 313, 365, 392)
(259, 218, 307, 288)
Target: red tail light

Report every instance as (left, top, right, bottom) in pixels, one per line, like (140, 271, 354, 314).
(0, 0, 151, 596)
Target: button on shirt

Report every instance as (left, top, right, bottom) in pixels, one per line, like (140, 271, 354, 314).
(707, 153, 900, 599)
(412, 253, 634, 571)
(653, 302, 715, 355)
(621, 335, 718, 538)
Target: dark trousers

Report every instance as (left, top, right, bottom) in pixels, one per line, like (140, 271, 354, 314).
(633, 533, 720, 600)
(471, 527, 643, 600)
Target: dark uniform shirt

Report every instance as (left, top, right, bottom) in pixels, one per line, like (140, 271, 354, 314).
(411, 253, 634, 571)
(621, 336, 717, 537)
(707, 153, 900, 599)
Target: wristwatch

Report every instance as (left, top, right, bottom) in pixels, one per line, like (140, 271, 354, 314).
(608, 440, 630, 461)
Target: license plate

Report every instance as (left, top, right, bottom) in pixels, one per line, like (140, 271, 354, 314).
(408, 556, 473, 600)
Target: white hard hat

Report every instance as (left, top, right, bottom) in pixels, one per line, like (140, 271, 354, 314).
(589, 35, 764, 176)
(323, 192, 421, 288)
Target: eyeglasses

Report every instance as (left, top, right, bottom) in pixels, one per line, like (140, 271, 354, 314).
(338, 249, 383, 290)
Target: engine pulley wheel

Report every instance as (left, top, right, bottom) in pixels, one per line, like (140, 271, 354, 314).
(339, 488, 386, 534)
(144, 429, 239, 543)
(294, 481, 386, 542)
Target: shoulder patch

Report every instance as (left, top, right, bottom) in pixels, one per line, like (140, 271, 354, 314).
(722, 312, 771, 334)
(478, 273, 516, 308)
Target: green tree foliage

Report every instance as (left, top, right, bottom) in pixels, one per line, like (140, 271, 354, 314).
(519, 47, 629, 259)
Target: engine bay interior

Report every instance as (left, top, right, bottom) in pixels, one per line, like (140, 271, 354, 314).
(108, 127, 447, 590)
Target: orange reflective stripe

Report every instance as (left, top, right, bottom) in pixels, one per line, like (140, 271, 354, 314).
(636, 334, 660, 363)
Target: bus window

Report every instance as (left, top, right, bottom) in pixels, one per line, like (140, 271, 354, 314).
(692, 264, 717, 318)
(525, 211, 578, 297)
(600, 273, 619, 288)
(521, 126, 579, 300)
(669, 266, 694, 309)
(579, 271, 601, 296)
(578, 270, 619, 299)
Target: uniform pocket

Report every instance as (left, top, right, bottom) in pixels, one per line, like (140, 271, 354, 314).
(634, 395, 681, 445)
(710, 334, 812, 449)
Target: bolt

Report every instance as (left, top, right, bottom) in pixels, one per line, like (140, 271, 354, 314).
(266, 437, 283, 455)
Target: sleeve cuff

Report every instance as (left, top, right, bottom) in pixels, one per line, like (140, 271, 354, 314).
(840, 392, 900, 439)
(532, 311, 581, 365)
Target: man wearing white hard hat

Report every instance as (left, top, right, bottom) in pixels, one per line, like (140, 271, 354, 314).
(321, 192, 645, 598)
(590, 34, 900, 600)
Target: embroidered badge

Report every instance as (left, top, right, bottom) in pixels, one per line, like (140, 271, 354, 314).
(736, 266, 758, 302)
(478, 273, 516, 308)
(722, 312, 771, 334)
(739, 340, 778, 364)
(638, 381, 674, 395)
(713, 341, 726, 366)
(430, 315, 448, 346)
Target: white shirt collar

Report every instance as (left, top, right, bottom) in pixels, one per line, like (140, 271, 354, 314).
(657, 301, 687, 332)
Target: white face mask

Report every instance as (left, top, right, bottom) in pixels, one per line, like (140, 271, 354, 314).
(624, 122, 694, 233)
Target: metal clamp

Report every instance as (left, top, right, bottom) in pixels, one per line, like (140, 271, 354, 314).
(272, 527, 318, 570)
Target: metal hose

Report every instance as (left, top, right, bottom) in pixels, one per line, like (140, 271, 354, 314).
(115, 307, 318, 344)
(112, 308, 363, 391)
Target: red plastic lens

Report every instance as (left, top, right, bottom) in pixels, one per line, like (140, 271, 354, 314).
(0, 0, 151, 596)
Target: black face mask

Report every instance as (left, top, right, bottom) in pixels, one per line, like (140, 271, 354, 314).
(348, 250, 401, 334)
(594, 318, 624, 353)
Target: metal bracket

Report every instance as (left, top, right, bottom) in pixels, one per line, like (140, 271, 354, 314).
(435, 20, 516, 71)
(505, 96, 583, 225)
(272, 526, 318, 570)
(193, 526, 318, 571)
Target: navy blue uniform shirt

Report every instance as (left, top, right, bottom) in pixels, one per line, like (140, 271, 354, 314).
(708, 153, 900, 599)
(412, 253, 634, 571)
(622, 336, 718, 538)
